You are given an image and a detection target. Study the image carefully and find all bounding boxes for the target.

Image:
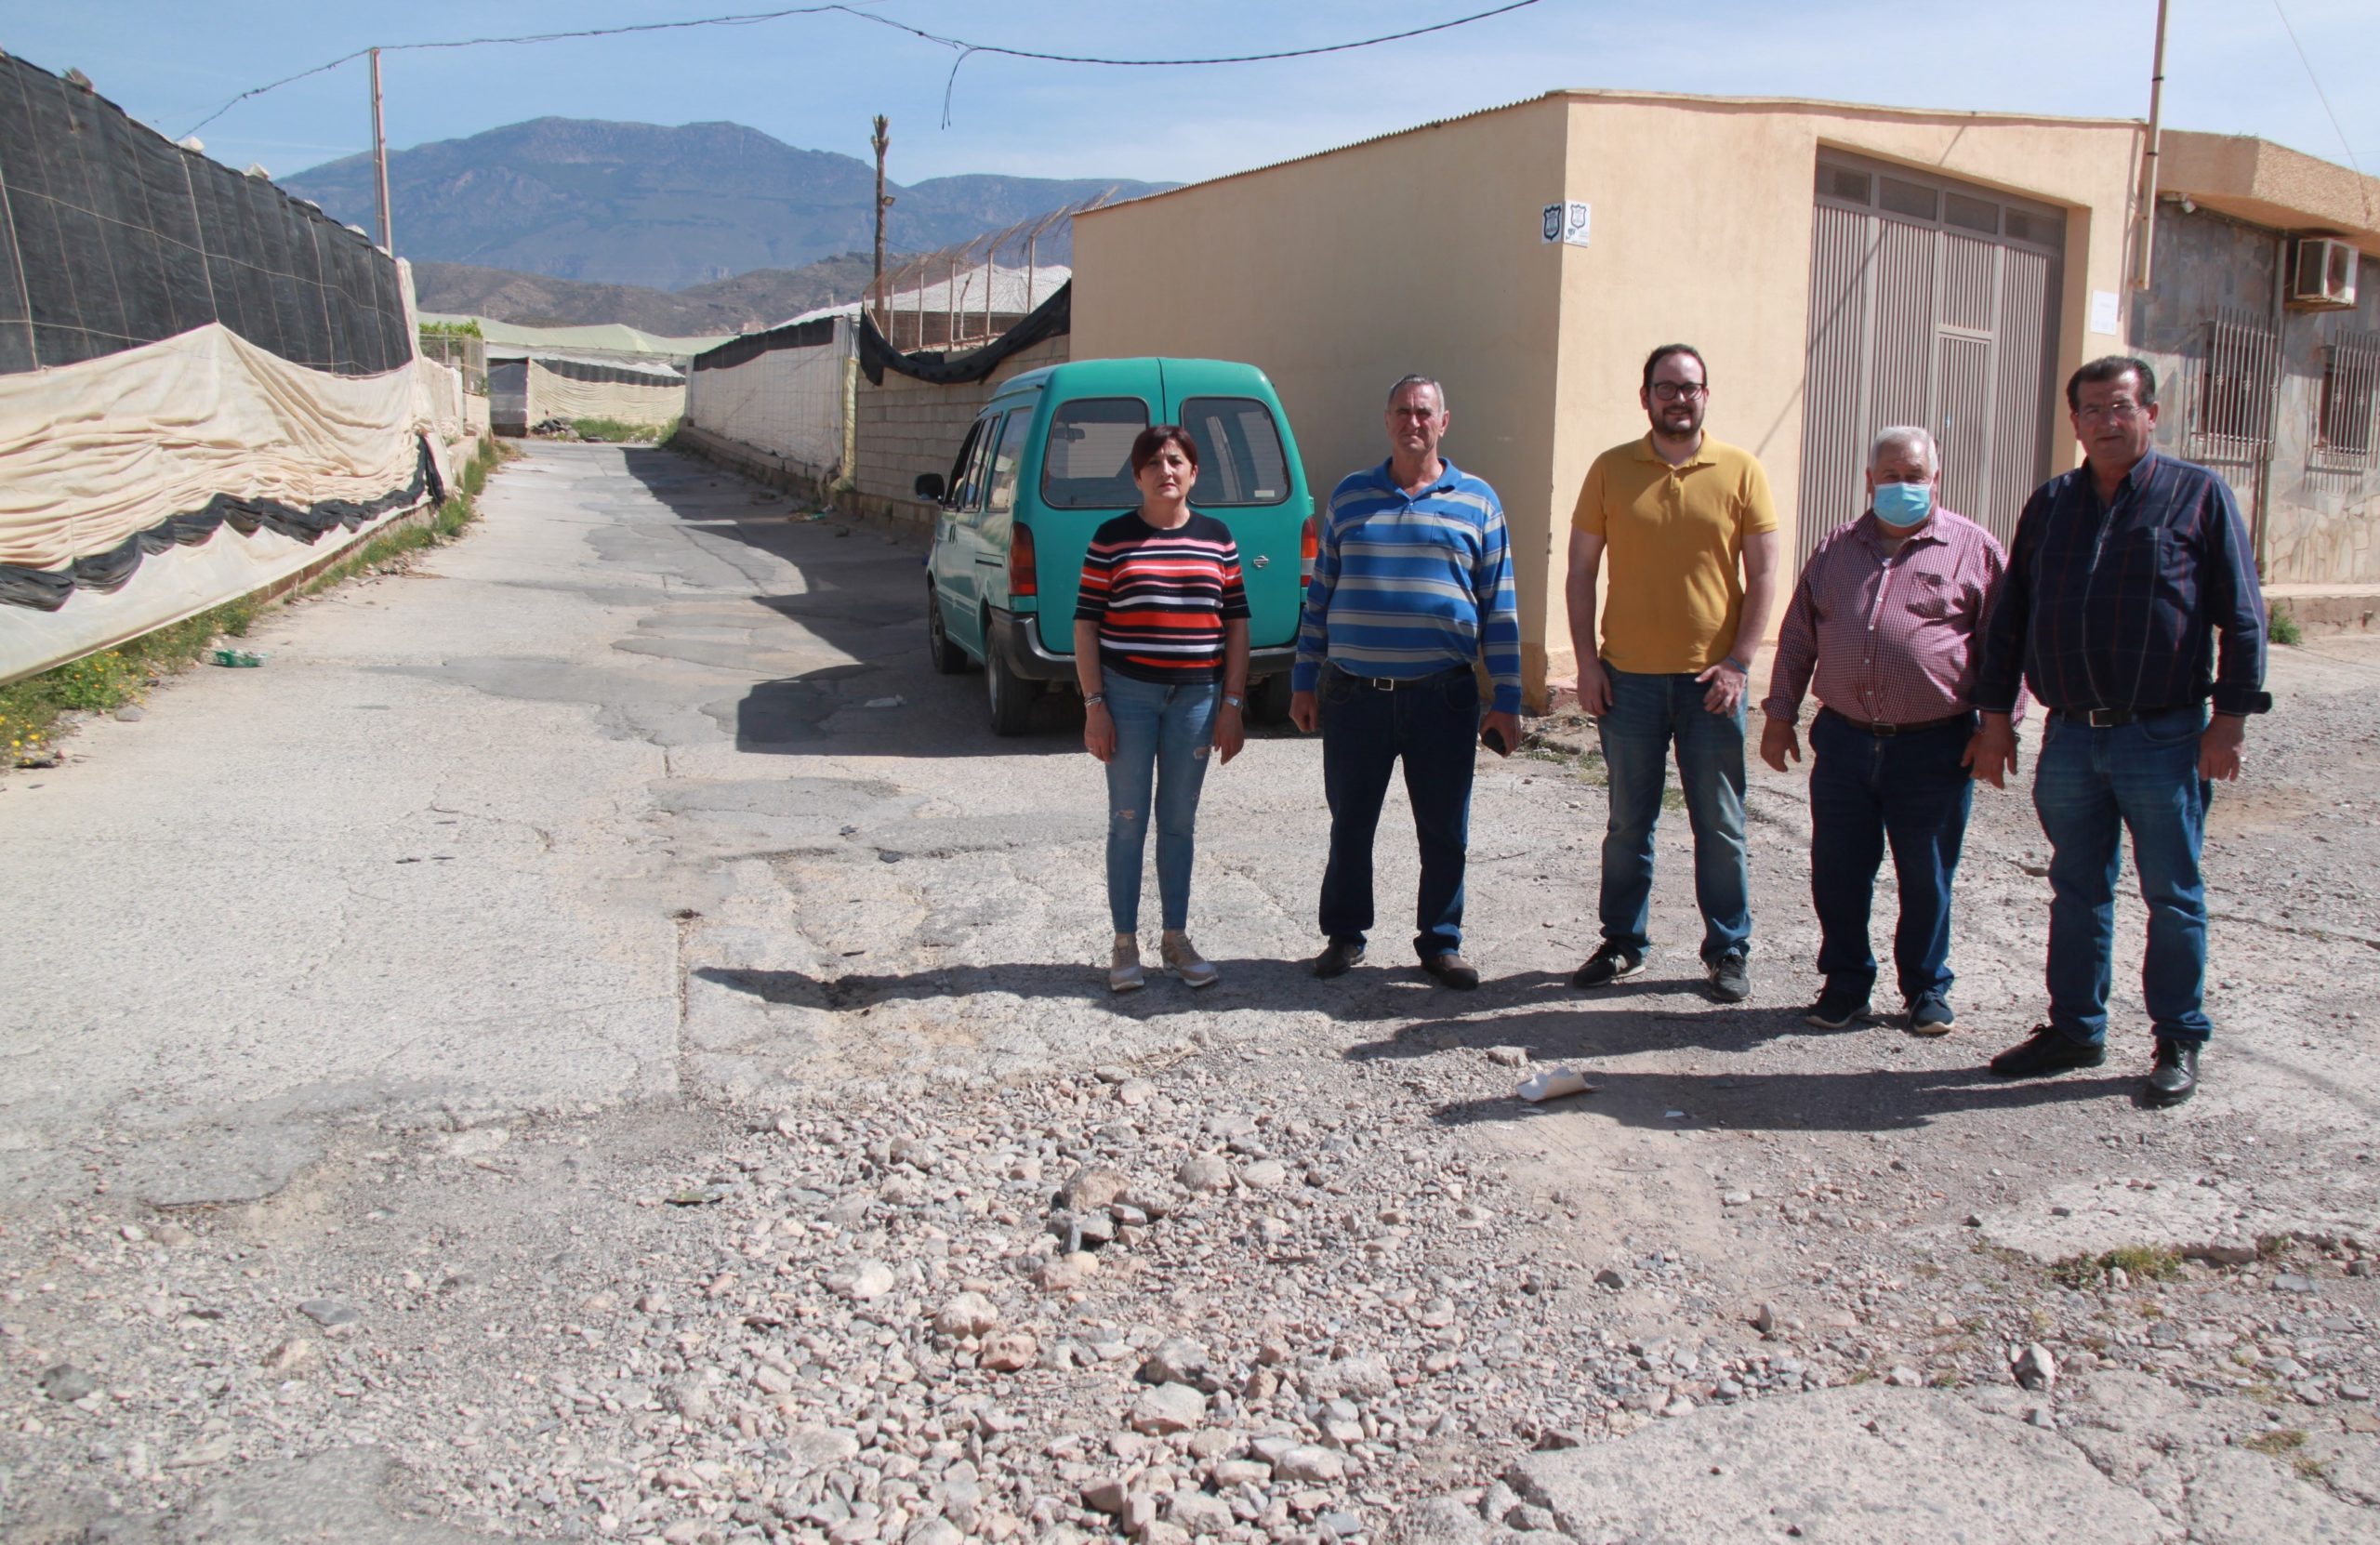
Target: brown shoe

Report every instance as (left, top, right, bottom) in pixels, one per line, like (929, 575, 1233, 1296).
(1422, 952, 1479, 990)
(1313, 939, 1366, 979)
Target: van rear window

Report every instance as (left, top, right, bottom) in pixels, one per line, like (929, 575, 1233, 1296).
(1041, 397, 1150, 508)
(1180, 397, 1290, 507)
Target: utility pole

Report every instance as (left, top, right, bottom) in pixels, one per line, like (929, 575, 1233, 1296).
(2130, 0, 2169, 291)
(370, 46, 394, 255)
(871, 115, 892, 331)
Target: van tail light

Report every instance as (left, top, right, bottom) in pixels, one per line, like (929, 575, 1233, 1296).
(1300, 517, 1318, 583)
(1011, 524, 1038, 599)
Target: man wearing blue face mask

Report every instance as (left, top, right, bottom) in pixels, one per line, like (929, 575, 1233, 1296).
(1760, 427, 2012, 1034)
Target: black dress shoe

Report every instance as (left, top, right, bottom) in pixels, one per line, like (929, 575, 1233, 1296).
(1988, 1024, 2107, 1078)
(1422, 952, 1479, 990)
(1313, 939, 1366, 979)
(2145, 1039, 2199, 1107)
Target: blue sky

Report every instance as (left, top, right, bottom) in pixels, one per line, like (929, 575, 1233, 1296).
(7, 1, 2372, 187)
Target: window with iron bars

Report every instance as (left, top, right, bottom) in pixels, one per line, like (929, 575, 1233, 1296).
(2314, 332, 2378, 471)
(2189, 309, 2279, 463)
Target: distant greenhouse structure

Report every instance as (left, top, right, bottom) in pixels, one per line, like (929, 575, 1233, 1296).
(421, 317, 731, 434)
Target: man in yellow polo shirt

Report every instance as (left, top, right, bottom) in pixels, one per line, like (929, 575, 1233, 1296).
(1564, 343, 1781, 1002)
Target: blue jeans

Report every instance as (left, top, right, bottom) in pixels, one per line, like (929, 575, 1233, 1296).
(1807, 708, 1975, 1003)
(1104, 673, 1219, 934)
(2032, 706, 2214, 1047)
(1597, 667, 1751, 963)
(1318, 665, 1478, 960)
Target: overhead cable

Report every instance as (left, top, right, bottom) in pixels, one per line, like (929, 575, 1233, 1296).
(2268, 0, 2371, 224)
(181, 1, 1544, 138)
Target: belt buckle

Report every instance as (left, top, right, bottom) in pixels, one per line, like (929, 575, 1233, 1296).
(1368, 676, 1396, 692)
(2084, 707, 2119, 728)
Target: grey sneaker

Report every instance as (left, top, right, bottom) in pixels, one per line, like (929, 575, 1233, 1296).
(1161, 931, 1218, 989)
(1707, 948, 1752, 1003)
(1907, 992, 1955, 1035)
(1107, 934, 1144, 994)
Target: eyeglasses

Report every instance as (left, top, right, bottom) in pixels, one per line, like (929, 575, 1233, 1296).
(1650, 382, 1708, 403)
(2074, 401, 2147, 422)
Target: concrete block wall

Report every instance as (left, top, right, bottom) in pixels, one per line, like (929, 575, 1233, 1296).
(849, 337, 1070, 533)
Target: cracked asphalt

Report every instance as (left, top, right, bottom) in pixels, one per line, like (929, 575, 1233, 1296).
(5, 442, 2379, 1542)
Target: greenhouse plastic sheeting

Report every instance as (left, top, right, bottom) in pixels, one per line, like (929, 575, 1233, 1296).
(857, 282, 1069, 387)
(682, 317, 851, 472)
(525, 359, 684, 428)
(0, 323, 430, 574)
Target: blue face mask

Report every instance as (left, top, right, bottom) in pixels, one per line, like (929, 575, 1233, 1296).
(1871, 481, 1934, 528)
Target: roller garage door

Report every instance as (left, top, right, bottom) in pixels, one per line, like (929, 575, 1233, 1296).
(1794, 154, 2066, 565)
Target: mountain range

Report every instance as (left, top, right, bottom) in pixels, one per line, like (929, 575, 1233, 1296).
(284, 117, 1167, 294)
(410, 254, 879, 337)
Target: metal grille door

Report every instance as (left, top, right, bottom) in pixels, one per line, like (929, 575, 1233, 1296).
(1794, 157, 2066, 566)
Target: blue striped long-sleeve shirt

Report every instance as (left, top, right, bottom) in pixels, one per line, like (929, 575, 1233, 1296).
(1291, 457, 1523, 714)
(1973, 450, 2271, 718)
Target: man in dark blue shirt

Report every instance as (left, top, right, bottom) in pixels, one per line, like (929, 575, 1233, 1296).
(1967, 355, 2270, 1107)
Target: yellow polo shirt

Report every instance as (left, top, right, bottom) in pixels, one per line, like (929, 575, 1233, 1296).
(1571, 434, 1778, 675)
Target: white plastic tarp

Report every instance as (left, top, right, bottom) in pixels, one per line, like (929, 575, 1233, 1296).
(525, 361, 685, 428)
(683, 321, 852, 473)
(0, 321, 447, 682)
(0, 324, 430, 573)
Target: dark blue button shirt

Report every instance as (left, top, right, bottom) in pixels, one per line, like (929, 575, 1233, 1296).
(1974, 450, 2270, 718)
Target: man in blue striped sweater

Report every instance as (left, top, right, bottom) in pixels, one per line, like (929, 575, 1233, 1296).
(1290, 375, 1524, 988)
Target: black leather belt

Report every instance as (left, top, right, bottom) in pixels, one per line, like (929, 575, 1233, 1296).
(1823, 707, 1973, 738)
(2051, 706, 2182, 728)
(1328, 663, 1470, 692)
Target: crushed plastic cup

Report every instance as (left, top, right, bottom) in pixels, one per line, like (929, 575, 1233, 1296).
(1516, 1068, 1596, 1103)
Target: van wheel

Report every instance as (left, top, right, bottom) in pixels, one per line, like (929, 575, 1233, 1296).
(927, 585, 968, 675)
(1248, 673, 1295, 725)
(985, 638, 1035, 736)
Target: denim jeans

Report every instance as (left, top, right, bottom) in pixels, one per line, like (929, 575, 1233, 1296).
(1318, 665, 1479, 960)
(1103, 673, 1219, 934)
(1807, 708, 1975, 1003)
(1596, 667, 1751, 963)
(2031, 705, 2214, 1047)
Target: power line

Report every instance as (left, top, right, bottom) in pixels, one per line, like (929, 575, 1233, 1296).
(2268, 0, 2371, 224)
(875, 1, 1547, 125)
(181, 1, 1544, 139)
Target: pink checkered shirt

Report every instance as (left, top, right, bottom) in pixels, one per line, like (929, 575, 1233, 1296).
(1762, 508, 2017, 729)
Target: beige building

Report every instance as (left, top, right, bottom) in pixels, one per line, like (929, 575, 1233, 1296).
(1073, 89, 2149, 705)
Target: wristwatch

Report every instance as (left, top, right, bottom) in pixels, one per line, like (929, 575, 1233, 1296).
(1084, 693, 1105, 707)
(1222, 693, 1244, 708)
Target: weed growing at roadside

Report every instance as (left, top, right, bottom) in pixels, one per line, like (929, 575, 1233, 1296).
(2243, 1428, 2306, 1455)
(2269, 608, 2304, 647)
(2049, 1245, 2184, 1288)
(569, 416, 676, 444)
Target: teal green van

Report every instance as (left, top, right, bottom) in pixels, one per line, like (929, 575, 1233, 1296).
(918, 358, 1315, 735)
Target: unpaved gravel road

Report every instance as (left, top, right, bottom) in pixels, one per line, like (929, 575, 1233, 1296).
(3, 442, 2377, 1544)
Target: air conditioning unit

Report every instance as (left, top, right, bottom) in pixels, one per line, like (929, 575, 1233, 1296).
(2289, 236, 2360, 310)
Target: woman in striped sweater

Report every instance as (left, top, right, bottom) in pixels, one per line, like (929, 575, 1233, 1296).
(1074, 425, 1251, 992)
